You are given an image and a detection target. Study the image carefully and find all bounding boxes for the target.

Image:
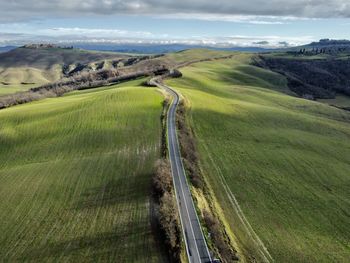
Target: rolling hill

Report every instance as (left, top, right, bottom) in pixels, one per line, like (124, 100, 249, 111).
(166, 51, 350, 262)
(0, 46, 238, 96)
(0, 45, 131, 95)
(0, 46, 349, 262)
(255, 54, 350, 99)
(0, 79, 165, 262)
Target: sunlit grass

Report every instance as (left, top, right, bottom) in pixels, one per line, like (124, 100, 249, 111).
(0, 80, 164, 262)
(167, 54, 350, 263)
(0, 83, 38, 95)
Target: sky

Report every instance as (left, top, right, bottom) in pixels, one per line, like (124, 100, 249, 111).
(0, 0, 350, 48)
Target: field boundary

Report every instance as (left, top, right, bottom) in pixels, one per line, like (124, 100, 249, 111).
(175, 98, 242, 263)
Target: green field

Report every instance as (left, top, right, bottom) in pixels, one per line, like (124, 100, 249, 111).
(165, 48, 233, 61)
(319, 95, 350, 108)
(0, 80, 165, 262)
(0, 83, 38, 95)
(167, 53, 350, 262)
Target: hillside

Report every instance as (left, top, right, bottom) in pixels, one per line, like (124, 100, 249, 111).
(299, 39, 350, 54)
(166, 51, 350, 262)
(0, 45, 127, 69)
(0, 46, 235, 97)
(0, 80, 165, 262)
(72, 43, 275, 54)
(0, 47, 349, 262)
(255, 54, 350, 98)
(0, 46, 17, 53)
(0, 46, 131, 94)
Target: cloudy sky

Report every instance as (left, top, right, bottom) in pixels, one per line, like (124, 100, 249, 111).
(1, 0, 350, 47)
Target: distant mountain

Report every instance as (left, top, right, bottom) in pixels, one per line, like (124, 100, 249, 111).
(221, 46, 277, 52)
(288, 39, 350, 54)
(307, 39, 350, 47)
(0, 46, 17, 53)
(0, 45, 127, 69)
(72, 43, 276, 54)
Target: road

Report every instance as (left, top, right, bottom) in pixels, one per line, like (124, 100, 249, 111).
(151, 78, 212, 263)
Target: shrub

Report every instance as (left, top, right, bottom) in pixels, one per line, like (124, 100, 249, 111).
(176, 101, 203, 189)
(159, 192, 181, 261)
(153, 159, 172, 197)
(153, 159, 181, 263)
(203, 210, 239, 262)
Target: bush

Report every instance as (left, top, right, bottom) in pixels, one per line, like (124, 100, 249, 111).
(169, 69, 182, 78)
(153, 159, 181, 263)
(160, 100, 170, 159)
(175, 100, 238, 261)
(159, 192, 181, 261)
(153, 159, 172, 197)
(203, 210, 239, 262)
(176, 101, 203, 189)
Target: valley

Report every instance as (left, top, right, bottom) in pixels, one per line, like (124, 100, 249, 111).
(0, 45, 349, 263)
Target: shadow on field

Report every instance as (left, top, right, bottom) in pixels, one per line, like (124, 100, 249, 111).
(19, 176, 153, 261)
(74, 177, 147, 210)
(19, 224, 149, 260)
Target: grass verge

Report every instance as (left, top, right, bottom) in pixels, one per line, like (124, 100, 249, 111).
(175, 97, 240, 263)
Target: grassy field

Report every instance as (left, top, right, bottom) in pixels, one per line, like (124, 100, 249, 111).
(166, 53, 350, 262)
(0, 83, 38, 95)
(158, 49, 234, 66)
(0, 80, 165, 262)
(319, 94, 350, 108)
(0, 65, 62, 88)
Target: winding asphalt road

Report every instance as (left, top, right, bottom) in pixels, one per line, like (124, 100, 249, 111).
(151, 78, 212, 263)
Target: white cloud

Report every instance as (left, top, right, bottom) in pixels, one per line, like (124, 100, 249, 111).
(0, 31, 315, 48)
(192, 35, 315, 47)
(156, 13, 288, 24)
(40, 27, 153, 38)
(0, 0, 349, 22)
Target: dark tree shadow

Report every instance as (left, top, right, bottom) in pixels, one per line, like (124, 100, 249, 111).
(19, 176, 163, 262)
